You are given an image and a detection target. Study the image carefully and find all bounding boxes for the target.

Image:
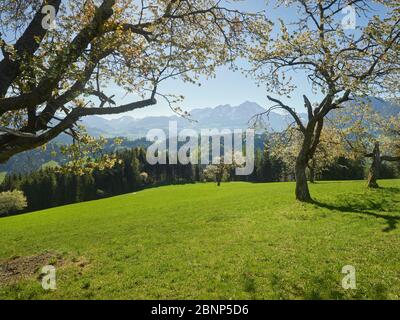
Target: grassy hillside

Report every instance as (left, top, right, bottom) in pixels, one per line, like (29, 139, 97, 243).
(0, 180, 399, 300)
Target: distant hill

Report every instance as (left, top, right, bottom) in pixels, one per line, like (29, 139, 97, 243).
(327, 96, 399, 117)
(356, 97, 400, 117)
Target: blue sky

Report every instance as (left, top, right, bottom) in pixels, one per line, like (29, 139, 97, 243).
(105, 0, 373, 119)
(105, 0, 308, 119)
(1, 1, 385, 119)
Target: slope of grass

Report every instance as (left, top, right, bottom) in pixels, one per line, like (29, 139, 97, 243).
(0, 180, 399, 300)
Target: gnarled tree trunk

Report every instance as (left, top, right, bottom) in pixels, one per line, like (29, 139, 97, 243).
(295, 159, 312, 202)
(295, 132, 313, 202)
(308, 159, 316, 183)
(266, 95, 325, 203)
(367, 142, 381, 188)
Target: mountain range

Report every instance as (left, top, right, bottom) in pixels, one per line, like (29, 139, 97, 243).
(80, 98, 399, 139)
(80, 101, 302, 139)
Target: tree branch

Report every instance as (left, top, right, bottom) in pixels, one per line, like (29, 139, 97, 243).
(267, 95, 306, 133)
(0, 0, 62, 97)
(381, 155, 400, 162)
(0, 0, 116, 113)
(0, 126, 37, 138)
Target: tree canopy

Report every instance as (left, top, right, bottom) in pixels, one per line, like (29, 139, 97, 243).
(248, 0, 400, 201)
(0, 0, 260, 163)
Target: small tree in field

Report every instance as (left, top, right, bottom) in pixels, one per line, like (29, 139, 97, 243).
(248, 0, 400, 202)
(204, 156, 232, 186)
(204, 163, 228, 186)
(0, 190, 27, 216)
(0, 0, 260, 164)
(204, 153, 246, 186)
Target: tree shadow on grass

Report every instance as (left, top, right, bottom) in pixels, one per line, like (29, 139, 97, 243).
(313, 187, 400, 233)
(269, 270, 366, 300)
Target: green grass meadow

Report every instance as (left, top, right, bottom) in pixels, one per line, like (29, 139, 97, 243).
(0, 180, 399, 300)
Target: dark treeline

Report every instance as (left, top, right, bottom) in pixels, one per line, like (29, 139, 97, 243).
(1, 145, 398, 214)
(1, 147, 192, 213)
(1, 146, 286, 213)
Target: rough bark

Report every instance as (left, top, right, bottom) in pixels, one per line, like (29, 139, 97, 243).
(308, 159, 316, 183)
(367, 142, 381, 188)
(295, 131, 313, 202)
(295, 158, 312, 202)
(365, 143, 400, 189)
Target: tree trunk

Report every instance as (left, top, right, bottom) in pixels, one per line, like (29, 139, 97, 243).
(295, 158, 312, 202)
(295, 128, 314, 202)
(216, 171, 222, 187)
(367, 142, 381, 188)
(308, 159, 316, 183)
